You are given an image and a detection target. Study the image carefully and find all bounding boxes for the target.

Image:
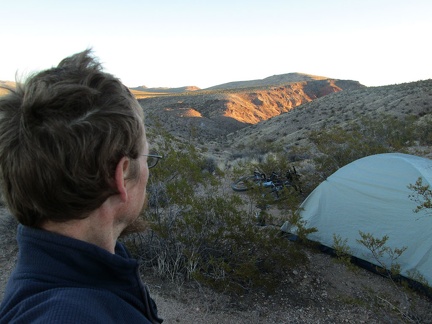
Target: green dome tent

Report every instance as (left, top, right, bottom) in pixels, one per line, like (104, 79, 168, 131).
(282, 153, 432, 288)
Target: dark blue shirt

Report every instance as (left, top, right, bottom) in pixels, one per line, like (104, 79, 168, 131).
(0, 225, 162, 323)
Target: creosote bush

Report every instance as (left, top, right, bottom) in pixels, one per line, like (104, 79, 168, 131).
(125, 139, 309, 295)
(231, 152, 305, 213)
(305, 114, 421, 191)
(408, 177, 432, 215)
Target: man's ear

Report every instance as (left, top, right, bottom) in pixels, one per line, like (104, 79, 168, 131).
(114, 157, 130, 202)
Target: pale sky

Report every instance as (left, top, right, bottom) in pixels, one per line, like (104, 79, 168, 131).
(2, 0, 431, 89)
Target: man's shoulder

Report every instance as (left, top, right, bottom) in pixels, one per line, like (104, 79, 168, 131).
(1, 287, 151, 324)
(1, 287, 105, 323)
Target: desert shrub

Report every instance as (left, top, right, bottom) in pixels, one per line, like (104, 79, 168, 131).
(414, 117, 432, 145)
(284, 210, 317, 243)
(229, 139, 284, 162)
(408, 177, 432, 216)
(230, 152, 305, 209)
(333, 231, 431, 322)
(308, 114, 418, 183)
(253, 152, 293, 176)
(309, 125, 388, 179)
(288, 145, 311, 162)
(357, 231, 407, 278)
(126, 141, 309, 295)
(201, 156, 218, 174)
(332, 234, 356, 270)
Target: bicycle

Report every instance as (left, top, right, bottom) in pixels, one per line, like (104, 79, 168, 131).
(231, 167, 302, 199)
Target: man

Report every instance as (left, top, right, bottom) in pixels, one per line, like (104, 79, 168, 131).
(0, 50, 163, 323)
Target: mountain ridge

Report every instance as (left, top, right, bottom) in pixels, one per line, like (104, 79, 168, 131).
(140, 78, 365, 141)
(205, 72, 331, 90)
(130, 72, 353, 93)
(130, 85, 200, 93)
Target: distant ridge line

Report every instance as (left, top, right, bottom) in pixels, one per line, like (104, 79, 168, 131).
(205, 72, 333, 91)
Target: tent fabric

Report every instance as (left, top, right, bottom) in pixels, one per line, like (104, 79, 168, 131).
(284, 153, 432, 287)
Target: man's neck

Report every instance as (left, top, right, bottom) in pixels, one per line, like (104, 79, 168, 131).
(40, 210, 121, 254)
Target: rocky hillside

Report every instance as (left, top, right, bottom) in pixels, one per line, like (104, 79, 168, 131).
(228, 79, 432, 151)
(140, 77, 364, 141)
(0, 81, 16, 96)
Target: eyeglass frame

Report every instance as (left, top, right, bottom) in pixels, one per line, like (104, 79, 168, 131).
(141, 153, 163, 169)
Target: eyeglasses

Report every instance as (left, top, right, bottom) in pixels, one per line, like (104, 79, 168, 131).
(141, 153, 163, 169)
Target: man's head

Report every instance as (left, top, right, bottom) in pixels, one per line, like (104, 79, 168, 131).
(0, 49, 146, 227)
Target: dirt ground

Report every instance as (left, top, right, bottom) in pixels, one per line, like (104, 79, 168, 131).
(145, 249, 432, 323)
(1, 206, 431, 323)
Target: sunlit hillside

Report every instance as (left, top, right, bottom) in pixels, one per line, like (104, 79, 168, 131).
(139, 78, 365, 141)
(229, 79, 432, 151)
(205, 72, 330, 90)
(130, 89, 172, 99)
(0, 81, 15, 96)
